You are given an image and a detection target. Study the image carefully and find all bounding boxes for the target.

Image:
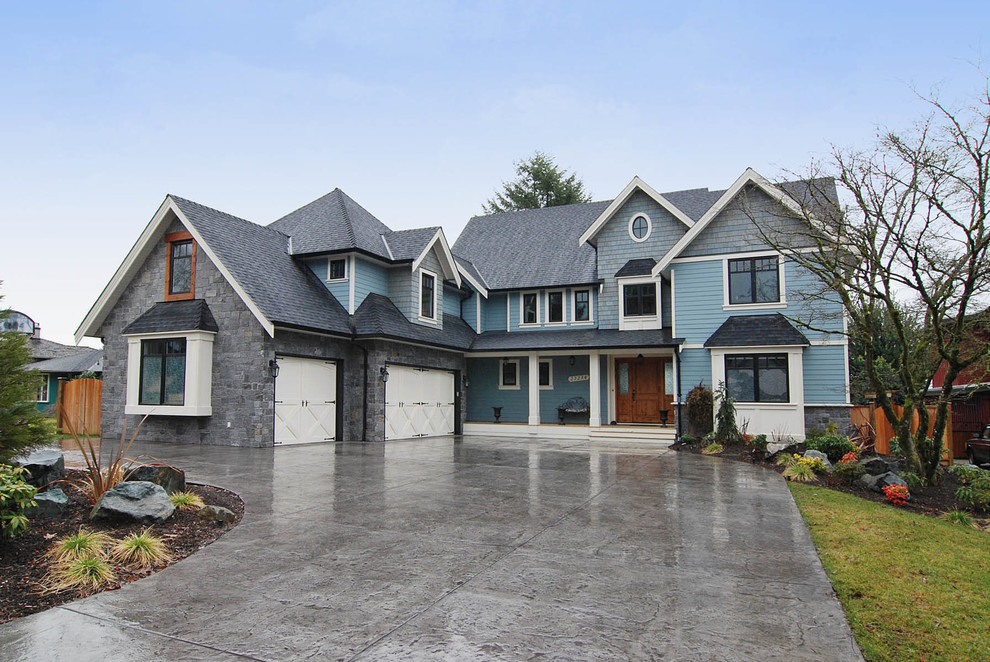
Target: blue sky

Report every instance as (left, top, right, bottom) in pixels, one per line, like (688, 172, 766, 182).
(1, 1, 987, 345)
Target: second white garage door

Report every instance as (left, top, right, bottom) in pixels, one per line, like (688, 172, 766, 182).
(384, 365, 455, 440)
(274, 356, 337, 446)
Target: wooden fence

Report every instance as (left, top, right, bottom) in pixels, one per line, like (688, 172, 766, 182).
(850, 402, 957, 461)
(56, 378, 102, 436)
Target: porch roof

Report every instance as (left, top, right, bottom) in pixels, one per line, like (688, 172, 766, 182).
(469, 328, 683, 352)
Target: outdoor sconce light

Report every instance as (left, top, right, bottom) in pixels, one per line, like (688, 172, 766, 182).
(380, 366, 389, 383)
(268, 359, 280, 379)
(637, 353, 645, 365)
(462, 375, 470, 389)
(569, 355, 576, 367)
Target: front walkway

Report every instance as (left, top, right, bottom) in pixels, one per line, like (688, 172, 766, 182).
(0, 436, 862, 661)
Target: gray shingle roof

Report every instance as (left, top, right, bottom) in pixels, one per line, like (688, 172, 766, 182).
(268, 188, 394, 259)
(27, 337, 82, 362)
(704, 314, 809, 348)
(170, 195, 352, 336)
(122, 300, 220, 335)
(452, 201, 610, 291)
(386, 227, 440, 261)
(27, 348, 103, 374)
(662, 187, 725, 221)
(354, 294, 475, 350)
(470, 328, 682, 352)
(615, 258, 656, 278)
(454, 257, 489, 291)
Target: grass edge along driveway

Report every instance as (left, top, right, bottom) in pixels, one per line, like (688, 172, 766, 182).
(788, 483, 989, 662)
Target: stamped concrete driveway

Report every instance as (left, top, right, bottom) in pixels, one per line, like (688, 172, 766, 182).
(0, 436, 862, 661)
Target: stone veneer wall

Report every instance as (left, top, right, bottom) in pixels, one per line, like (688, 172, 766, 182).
(362, 339, 467, 442)
(804, 405, 852, 435)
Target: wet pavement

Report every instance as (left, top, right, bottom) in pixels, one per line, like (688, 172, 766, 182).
(0, 436, 863, 661)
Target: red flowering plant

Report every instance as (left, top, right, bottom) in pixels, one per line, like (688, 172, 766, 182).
(882, 484, 910, 506)
(839, 452, 858, 465)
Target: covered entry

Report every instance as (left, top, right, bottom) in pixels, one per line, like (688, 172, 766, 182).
(274, 356, 337, 445)
(385, 365, 455, 440)
(615, 356, 674, 424)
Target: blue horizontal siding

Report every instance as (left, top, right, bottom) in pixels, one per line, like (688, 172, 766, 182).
(443, 283, 461, 317)
(485, 293, 508, 332)
(465, 357, 529, 423)
(802, 345, 848, 403)
(463, 289, 479, 332)
(354, 258, 388, 309)
(538, 355, 591, 423)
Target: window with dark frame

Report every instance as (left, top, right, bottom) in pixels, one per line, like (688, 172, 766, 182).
(574, 289, 590, 321)
(538, 360, 551, 388)
(168, 240, 193, 296)
(547, 292, 563, 323)
(329, 258, 347, 280)
(523, 292, 538, 324)
(725, 353, 789, 403)
(728, 257, 779, 304)
(420, 272, 435, 319)
(501, 360, 518, 387)
(139, 338, 187, 406)
(622, 282, 657, 317)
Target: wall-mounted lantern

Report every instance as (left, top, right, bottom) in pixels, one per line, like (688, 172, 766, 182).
(268, 359, 280, 379)
(380, 366, 389, 383)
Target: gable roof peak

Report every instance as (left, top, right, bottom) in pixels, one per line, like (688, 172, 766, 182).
(578, 176, 695, 246)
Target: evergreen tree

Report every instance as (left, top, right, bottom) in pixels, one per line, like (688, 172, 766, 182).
(483, 151, 591, 214)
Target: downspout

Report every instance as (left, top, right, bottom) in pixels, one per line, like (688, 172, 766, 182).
(675, 347, 683, 440)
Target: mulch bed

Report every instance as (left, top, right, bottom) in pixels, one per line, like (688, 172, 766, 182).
(0, 483, 243, 624)
(673, 441, 990, 525)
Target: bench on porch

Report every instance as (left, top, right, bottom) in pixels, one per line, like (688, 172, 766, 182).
(557, 397, 590, 425)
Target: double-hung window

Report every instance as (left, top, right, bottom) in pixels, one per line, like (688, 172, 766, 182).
(728, 257, 780, 305)
(139, 338, 187, 406)
(725, 354, 789, 403)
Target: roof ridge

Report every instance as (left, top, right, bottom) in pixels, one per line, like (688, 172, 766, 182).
(268, 188, 341, 227)
(467, 199, 613, 221)
(169, 194, 290, 241)
(331, 189, 357, 247)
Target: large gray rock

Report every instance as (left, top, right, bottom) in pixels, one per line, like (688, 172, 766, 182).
(92, 481, 175, 523)
(125, 465, 186, 494)
(12, 449, 65, 487)
(803, 450, 832, 469)
(860, 456, 891, 475)
(197, 505, 237, 524)
(856, 471, 909, 496)
(27, 488, 68, 519)
(767, 442, 804, 460)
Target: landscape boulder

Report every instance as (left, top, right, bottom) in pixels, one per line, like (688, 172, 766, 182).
(197, 505, 237, 524)
(859, 456, 892, 475)
(27, 487, 68, 519)
(92, 481, 175, 523)
(12, 449, 65, 487)
(856, 471, 909, 496)
(767, 442, 804, 461)
(803, 450, 832, 469)
(125, 464, 186, 494)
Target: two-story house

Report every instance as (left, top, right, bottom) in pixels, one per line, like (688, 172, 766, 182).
(76, 169, 850, 446)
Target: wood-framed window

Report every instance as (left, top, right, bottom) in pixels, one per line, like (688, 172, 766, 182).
(725, 353, 789, 403)
(165, 231, 196, 301)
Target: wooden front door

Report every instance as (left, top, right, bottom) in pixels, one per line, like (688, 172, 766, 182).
(615, 357, 674, 424)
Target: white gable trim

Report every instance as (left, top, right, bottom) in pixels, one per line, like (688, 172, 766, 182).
(578, 176, 694, 246)
(651, 168, 807, 277)
(411, 229, 461, 286)
(75, 196, 276, 343)
(456, 263, 489, 298)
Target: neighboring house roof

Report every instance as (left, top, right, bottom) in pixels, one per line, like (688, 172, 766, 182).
(121, 300, 220, 335)
(614, 258, 657, 278)
(470, 328, 682, 352)
(452, 201, 610, 291)
(269, 188, 394, 259)
(353, 294, 475, 351)
(27, 337, 83, 362)
(704, 314, 809, 347)
(27, 348, 103, 375)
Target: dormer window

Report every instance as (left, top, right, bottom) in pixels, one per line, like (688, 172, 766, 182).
(165, 232, 195, 301)
(419, 270, 436, 320)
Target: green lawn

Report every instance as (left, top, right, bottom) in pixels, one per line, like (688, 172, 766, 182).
(789, 483, 990, 662)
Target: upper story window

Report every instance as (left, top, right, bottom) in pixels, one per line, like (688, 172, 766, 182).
(521, 292, 539, 325)
(725, 354, 789, 403)
(165, 232, 196, 301)
(139, 338, 186, 406)
(419, 270, 436, 320)
(572, 289, 591, 323)
(547, 291, 564, 324)
(328, 258, 347, 281)
(628, 214, 652, 243)
(728, 256, 780, 305)
(623, 283, 657, 317)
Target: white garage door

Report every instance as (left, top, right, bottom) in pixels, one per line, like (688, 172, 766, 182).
(274, 356, 337, 446)
(385, 365, 455, 440)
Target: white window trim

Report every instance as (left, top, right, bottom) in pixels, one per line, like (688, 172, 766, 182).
(545, 290, 566, 326)
(618, 276, 661, 331)
(628, 213, 652, 243)
(538, 359, 554, 390)
(124, 330, 215, 416)
(327, 257, 348, 283)
(418, 268, 438, 323)
(37, 376, 49, 402)
(519, 290, 541, 327)
(722, 253, 787, 310)
(498, 358, 521, 390)
(570, 288, 594, 325)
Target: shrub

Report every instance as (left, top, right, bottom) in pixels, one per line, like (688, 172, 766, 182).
(950, 465, 988, 485)
(685, 384, 714, 436)
(713, 382, 741, 445)
(882, 484, 910, 506)
(942, 510, 977, 528)
(783, 463, 817, 482)
(775, 453, 798, 467)
(797, 455, 828, 473)
(169, 491, 205, 511)
(955, 485, 990, 511)
(833, 459, 866, 481)
(43, 556, 116, 593)
(747, 434, 769, 452)
(45, 528, 112, 564)
(805, 434, 857, 463)
(0, 464, 37, 540)
(899, 472, 924, 493)
(110, 529, 172, 568)
(701, 442, 724, 455)
(839, 451, 859, 464)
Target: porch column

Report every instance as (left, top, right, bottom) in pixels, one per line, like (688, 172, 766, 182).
(528, 352, 540, 426)
(589, 351, 601, 427)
